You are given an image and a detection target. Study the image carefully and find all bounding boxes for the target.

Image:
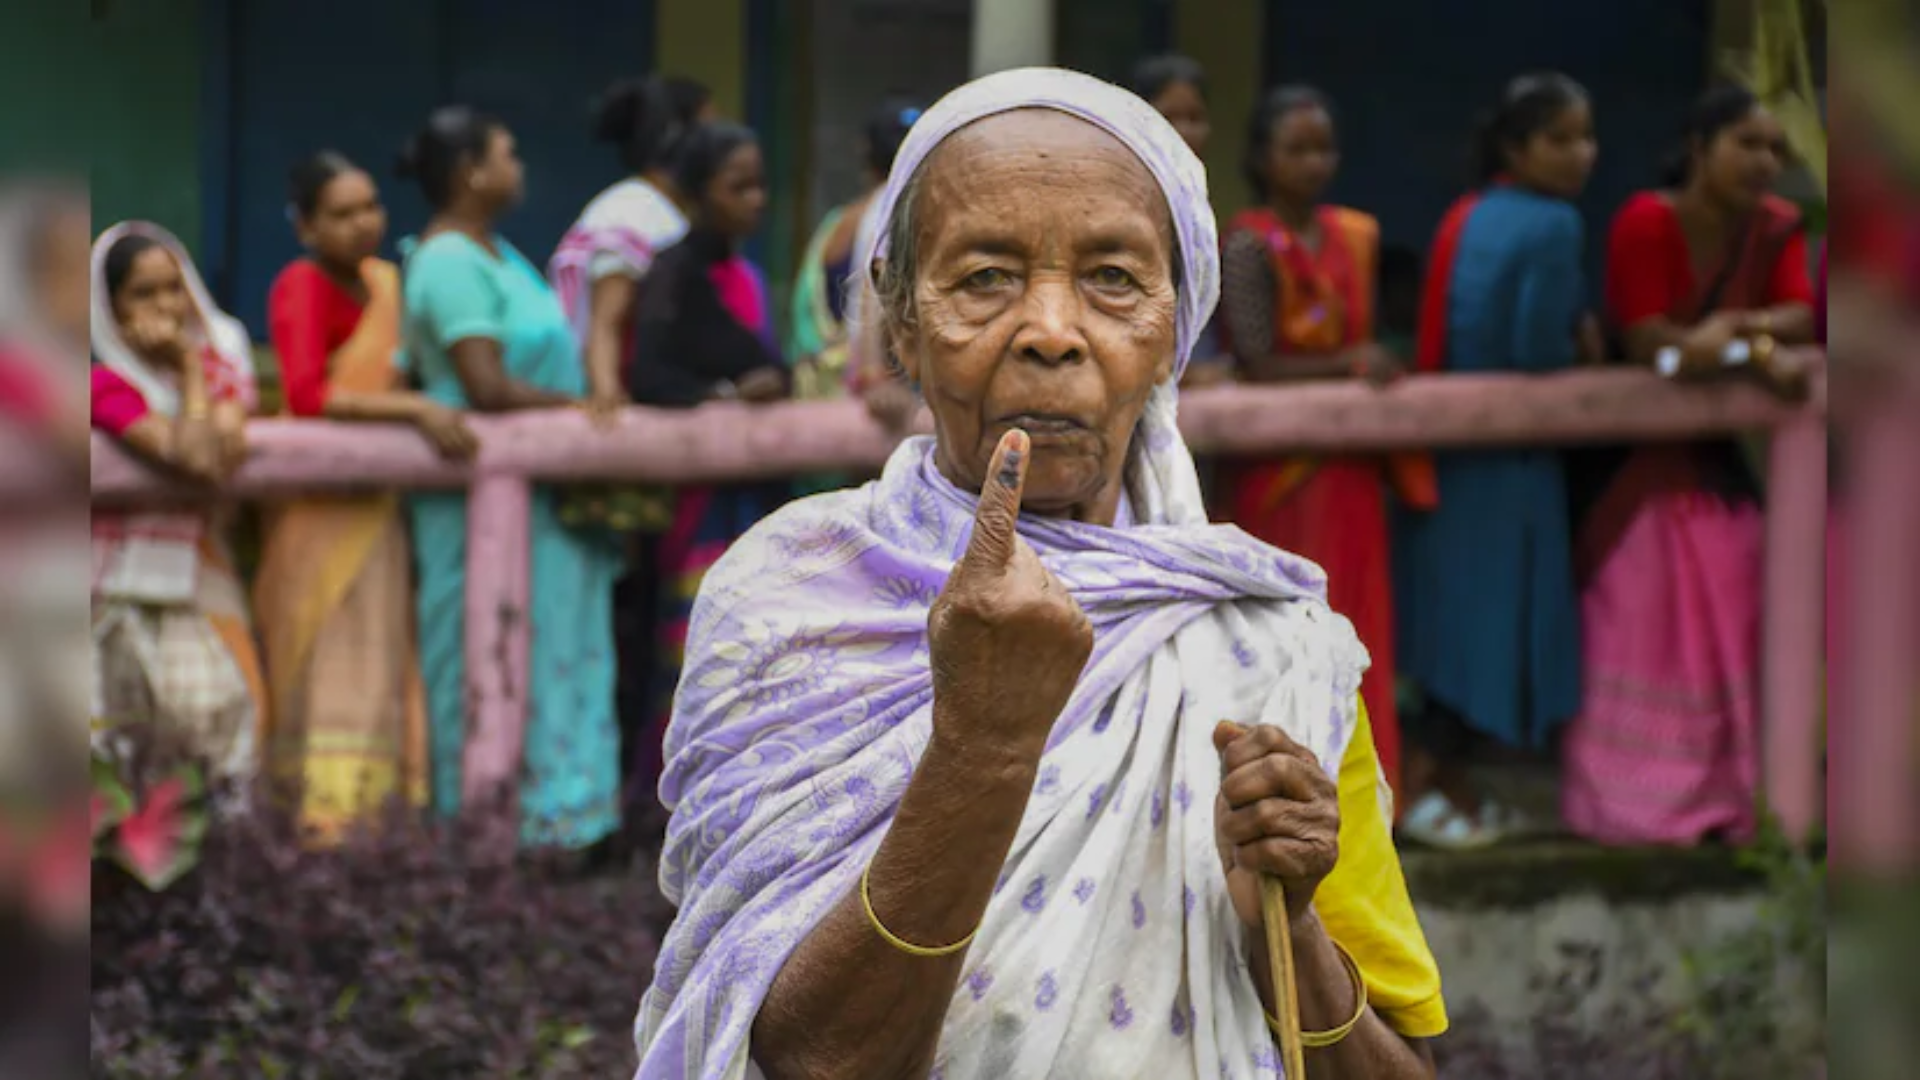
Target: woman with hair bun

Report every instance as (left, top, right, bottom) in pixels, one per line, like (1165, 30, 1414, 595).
(1394, 73, 1597, 849)
(252, 150, 476, 841)
(551, 75, 713, 424)
(394, 106, 624, 853)
(626, 121, 791, 809)
(552, 77, 714, 843)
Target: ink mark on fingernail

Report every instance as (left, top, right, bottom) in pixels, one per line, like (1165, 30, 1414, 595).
(998, 448, 1022, 487)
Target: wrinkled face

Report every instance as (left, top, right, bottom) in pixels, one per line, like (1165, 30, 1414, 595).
(890, 110, 1180, 524)
(297, 168, 386, 267)
(111, 246, 191, 333)
(1151, 80, 1210, 158)
(1698, 106, 1788, 212)
(703, 142, 768, 238)
(1260, 105, 1338, 206)
(1507, 100, 1598, 199)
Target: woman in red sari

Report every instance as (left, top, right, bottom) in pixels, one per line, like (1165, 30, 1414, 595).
(1217, 86, 1426, 799)
(1561, 87, 1816, 845)
(252, 152, 476, 841)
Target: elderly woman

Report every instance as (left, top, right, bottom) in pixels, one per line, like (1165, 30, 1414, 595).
(636, 69, 1444, 1080)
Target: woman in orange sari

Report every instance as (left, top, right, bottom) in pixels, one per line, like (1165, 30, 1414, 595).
(1217, 86, 1428, 800)
(251, 152, 477, 841)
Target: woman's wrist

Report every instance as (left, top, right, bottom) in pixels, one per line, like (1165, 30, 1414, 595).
(1269, 907, 1366, 1035)
(587, 365, 622, 398)
(924, 714, 1045, 789)
(180, 383, 212, 420)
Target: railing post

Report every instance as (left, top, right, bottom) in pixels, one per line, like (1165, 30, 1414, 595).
(1762, 409, 1827, 843)
(1838, 396, 1920, 870)
(463, 471, 532, 813)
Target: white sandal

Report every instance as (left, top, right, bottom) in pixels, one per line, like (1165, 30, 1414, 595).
(1477, 798, 1545, 840)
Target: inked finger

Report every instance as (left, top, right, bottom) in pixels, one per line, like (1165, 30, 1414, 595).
(958, 428, 1030, 574)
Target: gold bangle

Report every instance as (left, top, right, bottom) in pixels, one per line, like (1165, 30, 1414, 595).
(1265, 938, 1369, 1050)
(859, 862, 977, 958)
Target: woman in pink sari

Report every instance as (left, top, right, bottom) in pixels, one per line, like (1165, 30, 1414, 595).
(1561, 87, 1816, 845)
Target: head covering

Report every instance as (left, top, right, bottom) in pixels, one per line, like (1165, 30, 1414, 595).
(90, 221, 255, 417)
(636, 69, 1368, 1080)
(860, 66, 1219, 376)
(90, 223, 256, 610)
(857, 67, 1220, 529)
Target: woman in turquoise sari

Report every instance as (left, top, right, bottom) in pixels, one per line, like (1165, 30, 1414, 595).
(395, 106, 623, 850)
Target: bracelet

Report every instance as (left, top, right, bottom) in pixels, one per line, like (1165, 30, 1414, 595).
(859, 862, 977, 958)
(1264, 938, 1369, 1050)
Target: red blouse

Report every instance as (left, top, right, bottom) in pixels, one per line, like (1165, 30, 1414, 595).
(266, 260, 367, 417)
(1605, 191, 1814, 327)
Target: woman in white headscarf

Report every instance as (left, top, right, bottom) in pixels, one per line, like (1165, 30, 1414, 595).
(90, 222, 264, 786)
(636, 69, 1445, 1079)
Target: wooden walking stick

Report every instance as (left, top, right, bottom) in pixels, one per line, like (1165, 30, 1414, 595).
(1260, 876, 1307, 1078)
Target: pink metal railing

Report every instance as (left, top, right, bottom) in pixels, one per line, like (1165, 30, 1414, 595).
(85, 364, 1834, 840)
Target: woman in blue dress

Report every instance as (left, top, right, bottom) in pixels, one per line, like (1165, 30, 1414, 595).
(396, 106, 623, 850)
(1394, 74, 1600, 848)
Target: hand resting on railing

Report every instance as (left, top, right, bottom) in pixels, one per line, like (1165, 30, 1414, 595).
(85, 359, 1824, 503)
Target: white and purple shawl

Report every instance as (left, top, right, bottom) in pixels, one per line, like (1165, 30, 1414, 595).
(635, 68, 1370, 1080)
(548, 176, 688, 344)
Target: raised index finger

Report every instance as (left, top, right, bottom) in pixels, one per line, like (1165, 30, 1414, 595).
(959, 428, 1030, 573)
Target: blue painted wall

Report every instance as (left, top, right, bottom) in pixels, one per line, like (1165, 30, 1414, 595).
(207, 0, 655, 338)
(1264, 0, 1712, 292)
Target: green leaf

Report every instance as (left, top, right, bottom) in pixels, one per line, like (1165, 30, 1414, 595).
(91, 756, 133, 843)
(332, 985, 360, 1022)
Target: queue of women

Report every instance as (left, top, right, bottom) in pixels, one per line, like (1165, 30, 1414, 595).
(86, 55, 1817, 1070)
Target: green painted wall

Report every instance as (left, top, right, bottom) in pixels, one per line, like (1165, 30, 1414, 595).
(90, 0, 204, 253)
(1, 0, 205, 252)
(0, 5, 93, 176)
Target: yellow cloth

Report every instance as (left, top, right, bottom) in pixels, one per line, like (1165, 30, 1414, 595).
(251, 258, 428, 841)
(1317, 699, 1450, 1038)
